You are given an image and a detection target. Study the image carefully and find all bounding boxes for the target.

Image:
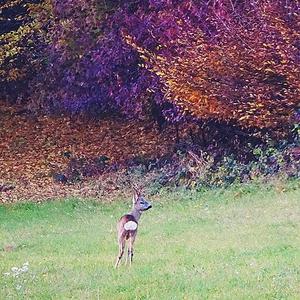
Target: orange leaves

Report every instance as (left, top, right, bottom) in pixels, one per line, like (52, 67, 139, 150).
(0, 103, 179, 202)
(124, 2, 299, 135)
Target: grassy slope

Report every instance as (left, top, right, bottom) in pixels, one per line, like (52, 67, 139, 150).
(0, 183, 300, 299)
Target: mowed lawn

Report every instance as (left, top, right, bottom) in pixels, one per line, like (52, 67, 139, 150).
(1, 183, 300, 299)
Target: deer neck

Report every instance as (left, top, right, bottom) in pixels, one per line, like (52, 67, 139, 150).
(130, 207, 141, 222)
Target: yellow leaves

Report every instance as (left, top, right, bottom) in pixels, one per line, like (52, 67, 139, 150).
(263, 60, 276, 67)
(0, 10, 47, 81)
(7, 68, 25, 81)
(0, 0, 23, 10)
(156, 55, 165, 61)
(0, 23, 36, 43)
(264, 68, 275, 72)
(166, 79, 176, 86)
(155, 71, 166, 77)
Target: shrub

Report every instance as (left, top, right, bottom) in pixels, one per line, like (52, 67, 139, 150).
(125, 0, 300, 136)
(0, 0, 52, 102)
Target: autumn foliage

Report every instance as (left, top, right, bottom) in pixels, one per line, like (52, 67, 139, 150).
(1, 1, 299, 203)
(1, 0, 299, 134)
(125, 1, 300, 134)
(0, 0, 51, 101)
(27, 0, 161, 118)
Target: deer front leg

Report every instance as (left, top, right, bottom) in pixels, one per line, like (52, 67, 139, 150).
(115, 238, 125, 268)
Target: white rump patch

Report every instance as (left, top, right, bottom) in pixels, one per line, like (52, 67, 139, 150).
(124, 221, 137, 231)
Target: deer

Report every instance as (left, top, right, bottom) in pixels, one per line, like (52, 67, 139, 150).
(114, 188, 152, 268)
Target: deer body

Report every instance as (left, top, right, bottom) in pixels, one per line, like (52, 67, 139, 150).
(115, 190, 151, 268)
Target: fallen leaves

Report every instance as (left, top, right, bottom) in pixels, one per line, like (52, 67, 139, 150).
(0, 103, 177, 203)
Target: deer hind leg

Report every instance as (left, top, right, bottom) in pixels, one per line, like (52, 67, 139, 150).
(115, 238, 125, 268)
(128, 234, 136, 266)
(125, 246, 130, 266)
(125, 239, 130, 266)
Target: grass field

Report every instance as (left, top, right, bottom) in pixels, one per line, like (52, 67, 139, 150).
(1, 182, 300, 299)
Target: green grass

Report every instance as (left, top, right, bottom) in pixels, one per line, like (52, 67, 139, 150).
(1, 182, 300, 299)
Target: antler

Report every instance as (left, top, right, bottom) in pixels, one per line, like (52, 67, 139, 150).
(131, 183, 141, 195)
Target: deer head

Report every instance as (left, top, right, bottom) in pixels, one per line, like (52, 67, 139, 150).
(132, 188, 152, 212)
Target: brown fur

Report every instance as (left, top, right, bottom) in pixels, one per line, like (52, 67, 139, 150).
(115, 214, 138, 268)
(114, 189, 151, 268)
(117, 214, 138, 240)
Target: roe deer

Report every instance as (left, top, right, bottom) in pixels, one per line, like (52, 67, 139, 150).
(115, 188, 152, 268)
